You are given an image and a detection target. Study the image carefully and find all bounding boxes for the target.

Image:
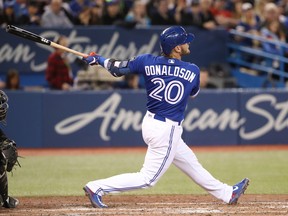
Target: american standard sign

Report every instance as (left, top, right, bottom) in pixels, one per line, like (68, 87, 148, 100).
(51, 91, 288, 146)
(4, 90, 287, 148)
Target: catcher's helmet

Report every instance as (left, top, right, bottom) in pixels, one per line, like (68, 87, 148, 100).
(160, 26, 195, 55)
(0, 90, 8, 122)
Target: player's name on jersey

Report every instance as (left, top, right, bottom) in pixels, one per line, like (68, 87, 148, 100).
(144, 65, 196, 83)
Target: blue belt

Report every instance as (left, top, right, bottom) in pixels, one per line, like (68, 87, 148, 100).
(153, 114, 181, 126)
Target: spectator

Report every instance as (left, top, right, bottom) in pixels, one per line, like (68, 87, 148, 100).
(13, 0, 28, 19)
(17, 1, 41, 26)
(278, 0, 288, 16)
(102, 0, 125, 25)
(180, 1, 202, 28)
(121, 0, 134, 15)
(232, 2, 262, 64)
(230, 0, 244, 22)
(124, 0, 150, 28)
(261, 2, 280, 25)
(36, 0, 48, 15)
(260, 2, 288, 40)
(45, 36, 74, 90)
(5, 69, 21, 90)
(200, 67, 217, 89)
(76, 6, 91, 25)
(89, 0, 104, 25)
(198, 0, 218, 30)
(255, 0, 275, 23)
(73, 1, 105, 26)
(149, 0, 179, 25)
(260, 19, 288, 78)
(41, 0, 73, 28)
(0, 79, 5, 90)
(69, 0, 90, 18)
(277, 0, 288, 28)
(210, 0, 238, 29)
(261, 19, 286, 55)
(173, 0, 186, 25)
(234, 2, 261, 48)
(0, 1, 17, 27)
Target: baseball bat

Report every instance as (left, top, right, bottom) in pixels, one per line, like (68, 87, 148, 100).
(6, 25, 88, 58)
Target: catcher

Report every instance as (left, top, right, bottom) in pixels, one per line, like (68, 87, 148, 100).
(0, 90, 19, 208)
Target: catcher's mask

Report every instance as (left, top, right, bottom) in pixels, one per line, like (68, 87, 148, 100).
(0, 90, 8, 122)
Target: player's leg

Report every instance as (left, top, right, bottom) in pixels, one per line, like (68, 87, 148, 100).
(85, 115, 182, 200)
(0, 152, 19, 208)
(172, 139, 233, 203)
(86, 143, 174, 196)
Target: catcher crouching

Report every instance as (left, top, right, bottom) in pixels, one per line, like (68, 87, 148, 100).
(0, 90, 19, 208)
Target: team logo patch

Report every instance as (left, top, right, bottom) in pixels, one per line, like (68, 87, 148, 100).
(168, 59, 175, 64)
(233, 186, 239, 191)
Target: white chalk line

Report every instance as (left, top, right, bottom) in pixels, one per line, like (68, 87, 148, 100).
(12, 206, 221, 213)
(7, 201, 288, 215)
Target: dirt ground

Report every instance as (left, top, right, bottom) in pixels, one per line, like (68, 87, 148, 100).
(1, 146, 287, 216)
(1, 194, 288, 216)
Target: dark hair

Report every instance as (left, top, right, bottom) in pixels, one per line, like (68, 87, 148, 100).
(54, 35, 67, 44)
(6, 69, 20, 89)
(53, 35, 69, 51)
(28, 1, 39, 7)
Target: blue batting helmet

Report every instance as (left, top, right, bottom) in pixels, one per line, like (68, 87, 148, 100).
(160, 26, 195, 55)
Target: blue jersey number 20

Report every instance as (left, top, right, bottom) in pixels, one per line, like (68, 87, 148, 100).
(149, 78, 184, 104)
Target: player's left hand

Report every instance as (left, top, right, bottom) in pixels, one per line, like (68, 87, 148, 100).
(82, 52, 100, 66)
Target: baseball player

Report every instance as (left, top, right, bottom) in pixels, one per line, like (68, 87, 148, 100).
(82, 26, 249, 208)
(0, 90, 19, 208)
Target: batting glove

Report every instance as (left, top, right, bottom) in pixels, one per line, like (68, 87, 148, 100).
(82, 52, 100, 66)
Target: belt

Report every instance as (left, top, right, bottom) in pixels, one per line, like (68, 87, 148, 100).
(146, 111, 182, 126)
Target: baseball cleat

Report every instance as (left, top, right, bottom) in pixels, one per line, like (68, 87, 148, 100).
(3, 196, 19, 208)
(229, 178, 250, 205)
(83, 186, 108, 208)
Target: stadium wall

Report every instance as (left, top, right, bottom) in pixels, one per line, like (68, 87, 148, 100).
(4, 89, 288, 148)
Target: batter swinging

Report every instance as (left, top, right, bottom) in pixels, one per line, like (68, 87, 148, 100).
(82, 26, 249, 208)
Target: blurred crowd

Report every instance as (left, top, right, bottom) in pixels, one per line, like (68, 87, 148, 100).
(0, 0, 287, 31)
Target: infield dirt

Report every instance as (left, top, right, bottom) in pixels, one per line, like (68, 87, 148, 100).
(1, 194, 288, 215)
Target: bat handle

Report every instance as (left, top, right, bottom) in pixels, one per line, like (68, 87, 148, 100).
(50, 42, 88, 58)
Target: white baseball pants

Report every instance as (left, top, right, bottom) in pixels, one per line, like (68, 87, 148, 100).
(86, 111, 233, 203)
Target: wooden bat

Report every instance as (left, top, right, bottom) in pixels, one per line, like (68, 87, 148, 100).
(6, 25, 88, 58)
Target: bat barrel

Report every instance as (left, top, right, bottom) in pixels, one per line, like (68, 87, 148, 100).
(6, 25, 88, 57)
(6, 25, 51, 45)
(6, 25, 23, 36)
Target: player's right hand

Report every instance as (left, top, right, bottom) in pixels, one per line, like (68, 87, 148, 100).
(82, 52, 100, 66)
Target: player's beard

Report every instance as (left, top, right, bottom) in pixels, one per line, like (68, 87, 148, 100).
(181, 44, 190, 55)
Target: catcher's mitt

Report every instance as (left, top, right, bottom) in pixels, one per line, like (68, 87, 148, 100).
(1, 139, 19, 172)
